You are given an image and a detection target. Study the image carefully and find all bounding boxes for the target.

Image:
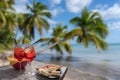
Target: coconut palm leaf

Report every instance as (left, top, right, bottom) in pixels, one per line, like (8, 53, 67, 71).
(35, 24, 72, 55)
(32, 37, 50, 45)
(88, 33, 108, 50)
(0, 0, 14, 10)
(22, 34, 31, 44)
(4, 11, 16, 31)
(65, 28, 83, 39)
(0, 11, 6, 27)
(19, 1, 52, 39)
(0, 27, 15, 49)
(70, 7, 109, 50)
(62, 42, 72, 54)
(0, 0, 15, 30)
(70, 17, 80, 24)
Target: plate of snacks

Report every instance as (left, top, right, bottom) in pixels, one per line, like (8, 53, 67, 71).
(36, 64, 62, 78)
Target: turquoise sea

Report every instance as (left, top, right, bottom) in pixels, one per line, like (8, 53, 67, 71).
(72, 44, 120, 65)
(36, 44, 120, 80)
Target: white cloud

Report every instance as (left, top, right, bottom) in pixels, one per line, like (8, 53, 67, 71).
(50, 0, 61, 7)
(94, 3, 120, 20)
(47, 19, 57, 25)
(93, 3, 120, 30)
(14, 0, 30, 13)
(108, 21, 120, 30)
(51, 7, 64, 16)
(96, 4, 108, 10)
(66, 0, 92, 13)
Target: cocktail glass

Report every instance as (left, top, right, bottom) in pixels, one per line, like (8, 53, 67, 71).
(24, 46, 36, 76)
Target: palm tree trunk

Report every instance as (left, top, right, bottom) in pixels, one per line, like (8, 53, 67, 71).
(81, 26, 86, 37)
(36, 38, 68, 54)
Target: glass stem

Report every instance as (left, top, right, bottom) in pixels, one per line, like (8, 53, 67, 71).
(29, 61, 35, 75)
(19, 61, 22, 73)
(29, 62, 32, 73)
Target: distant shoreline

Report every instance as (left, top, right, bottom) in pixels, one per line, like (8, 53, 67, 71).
(71, 43, 120, 46)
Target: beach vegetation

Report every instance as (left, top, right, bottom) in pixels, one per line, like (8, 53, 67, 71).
(68, 7, 109, 51)
(18, 0, 52, 40)
(0, 0, 109, 54)
(35, 24, 72, 55)
(0, 0, 16, 50)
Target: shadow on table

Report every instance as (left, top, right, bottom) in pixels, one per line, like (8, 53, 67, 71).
(0, 66, 25, 80)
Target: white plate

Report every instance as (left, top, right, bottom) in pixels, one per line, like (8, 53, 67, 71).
(36, 68, 61, 78)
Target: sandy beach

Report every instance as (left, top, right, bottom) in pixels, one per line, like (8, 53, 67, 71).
(0, 51, 13, 67)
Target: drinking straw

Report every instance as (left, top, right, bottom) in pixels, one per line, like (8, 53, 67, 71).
(14, 38, 18, 46)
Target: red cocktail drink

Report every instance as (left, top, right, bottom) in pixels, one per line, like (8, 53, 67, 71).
(25, 46, 36, 62)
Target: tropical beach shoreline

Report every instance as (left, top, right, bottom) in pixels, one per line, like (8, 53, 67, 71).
(35, 44, 120, 80)
(0, 54, 117, 80)
(36, 53, 118, 80)
(0, 0, 120, 80)
(1, 44, 120, 80)
(0, 50, 109, 80)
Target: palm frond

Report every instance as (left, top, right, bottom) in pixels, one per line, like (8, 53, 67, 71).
(55, 45, 63, 55)
(22, 34, 31, 44)
(19, 1, 52, 39)
(33, 37, 50, 45)
(26, 4, 32, 11)
(65, 28, 83, 39)
(81, 37, 88, 48)
(88, 33, 108, 50)
(0, 11, 6, 26)
(88, 11, 100, 22)
(35, 17, 50, 33)
(62, 42, 72, 54)
(70, 17, 80, 24)
(70, 7, 109, 51)
(81, 7, 89, 23)
(39, 11, 52, 18)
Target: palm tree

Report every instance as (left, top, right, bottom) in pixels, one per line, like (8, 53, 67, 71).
(0, 27, 15, 49)
(0, 0, 16, 30)
(0, 0, 14, 9)
(19, 0, 52, 39)
(16, 34, 31, 44)
(0, 0, 16, 49)
(35, 24, 72, 55)
(68, 7, 109, 50)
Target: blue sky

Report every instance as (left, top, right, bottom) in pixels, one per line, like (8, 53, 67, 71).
(14, 0, 120, 43)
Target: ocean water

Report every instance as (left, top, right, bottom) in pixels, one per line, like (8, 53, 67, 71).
(71, 44, 120, 65)
(36, 44, 120, 80)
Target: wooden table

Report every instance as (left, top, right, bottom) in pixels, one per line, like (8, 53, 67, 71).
(0, 61, 68, 80)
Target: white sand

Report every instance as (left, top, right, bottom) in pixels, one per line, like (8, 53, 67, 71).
(0, 50, 13, 67)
